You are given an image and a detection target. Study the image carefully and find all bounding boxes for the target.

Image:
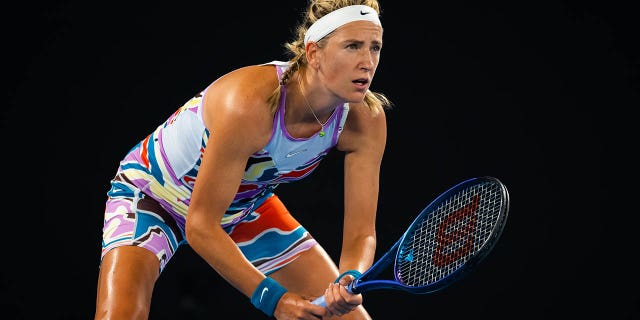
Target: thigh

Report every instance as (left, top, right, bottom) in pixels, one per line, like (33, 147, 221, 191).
(228, 194, 318, 275)
(101, 174, 185, 272)
(269, 245, 372, 320)
(95, 246, 160, 320)
(96, 174, 185, 319)
(269, 244, 338, 297)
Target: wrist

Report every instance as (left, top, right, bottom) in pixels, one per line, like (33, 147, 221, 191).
(334, 269, 362, 283)
(250, 277, 287, 317)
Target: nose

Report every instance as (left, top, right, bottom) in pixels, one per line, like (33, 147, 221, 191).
(359, 51, 374, 72)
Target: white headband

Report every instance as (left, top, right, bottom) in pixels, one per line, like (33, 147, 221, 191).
(304, 5, 381, 46)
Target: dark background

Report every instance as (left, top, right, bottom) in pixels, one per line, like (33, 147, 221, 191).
(3, 1, 638, 319)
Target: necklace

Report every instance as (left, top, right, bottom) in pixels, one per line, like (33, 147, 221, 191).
(298, 74, 328, 137)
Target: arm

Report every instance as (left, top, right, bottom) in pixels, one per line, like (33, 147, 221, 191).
(339, 103, 386, 275)
(324, 102, 387, 312)
(185, 67, 271, 298)
(184, 66, 327, 319)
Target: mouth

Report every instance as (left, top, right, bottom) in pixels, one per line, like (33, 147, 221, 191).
(352, 78, 369, 89)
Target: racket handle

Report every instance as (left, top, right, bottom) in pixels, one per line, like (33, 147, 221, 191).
(311, 283, 355, 307)
(312, 295, 327, 307)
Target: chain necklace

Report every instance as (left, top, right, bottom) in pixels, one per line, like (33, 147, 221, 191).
(298, 74, 328, 137)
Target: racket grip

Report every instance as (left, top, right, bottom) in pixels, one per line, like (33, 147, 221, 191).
(311, 283, 355, 307)
(312, 295, 327, 307)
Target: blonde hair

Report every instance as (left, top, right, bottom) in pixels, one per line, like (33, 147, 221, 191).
(267, 0, 392, 113)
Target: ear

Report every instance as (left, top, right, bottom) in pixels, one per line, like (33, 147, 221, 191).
(305, 42, 321, 69)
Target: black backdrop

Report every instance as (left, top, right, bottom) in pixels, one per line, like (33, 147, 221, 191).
(3, 1, 638, 319)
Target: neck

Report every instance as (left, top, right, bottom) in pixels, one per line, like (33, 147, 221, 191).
(296, 72, 337, 137)
(296, 72, 341, 120)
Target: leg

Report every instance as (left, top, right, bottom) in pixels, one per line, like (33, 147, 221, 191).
(231, 194, 371, 318)
(96, 175, 184, 319)
(270, 245, 373, 320)
(95, 246, 160, 320)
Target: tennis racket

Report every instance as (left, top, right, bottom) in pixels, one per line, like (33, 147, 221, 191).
(313, 176, 510, 306)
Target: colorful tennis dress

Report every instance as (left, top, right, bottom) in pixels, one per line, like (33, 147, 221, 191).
(101, 61, 349, 273)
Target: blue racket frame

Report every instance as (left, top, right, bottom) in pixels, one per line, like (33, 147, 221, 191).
(313, 176, 509, 306)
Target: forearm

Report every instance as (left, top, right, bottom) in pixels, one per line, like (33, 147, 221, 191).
(338, 233, 376, 273)
(341, 149, 381, 274)
(186, 223, 265, 297)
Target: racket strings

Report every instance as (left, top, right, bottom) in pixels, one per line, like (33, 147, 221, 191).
(395, 182, 506, 287)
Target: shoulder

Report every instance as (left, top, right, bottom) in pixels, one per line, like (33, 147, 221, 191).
(202, 64, 280, 121)
(201, 64, 281, 149)
(205, 64, 280, 107)
(338, 102, 387, 153)
(343, 102, 387, 133)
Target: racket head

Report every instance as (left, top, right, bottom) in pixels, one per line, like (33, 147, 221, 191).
(391, 176, 509, 294)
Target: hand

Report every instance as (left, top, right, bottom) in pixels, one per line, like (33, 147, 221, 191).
(322, 276, 363, 317)
(273, 292, 327, 320)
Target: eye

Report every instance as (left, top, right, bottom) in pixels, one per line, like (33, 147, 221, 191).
(371, 44, 381, 52)
(347, 43, 359, 50)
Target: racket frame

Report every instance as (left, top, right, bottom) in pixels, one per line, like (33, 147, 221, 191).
(350, 176, 510, 294)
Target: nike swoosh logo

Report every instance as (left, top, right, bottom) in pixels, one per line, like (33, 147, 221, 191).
(360, 10, 370, 15)
(260, 287, 269, 303)
(285, 149, 307, 158)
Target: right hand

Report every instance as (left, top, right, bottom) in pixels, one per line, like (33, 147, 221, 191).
(273, 292, 327, 320)
(321, 279, 363, 318)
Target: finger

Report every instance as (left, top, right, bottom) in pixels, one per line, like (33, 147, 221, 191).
(328, 284, 353, 315)
(338, 274, 356, 287)
(336, 284, 359, 303)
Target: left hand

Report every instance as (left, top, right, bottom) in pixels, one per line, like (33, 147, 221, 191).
(322, 275, 363, 317)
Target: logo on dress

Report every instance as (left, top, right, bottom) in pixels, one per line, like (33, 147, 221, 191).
(285, 149, 308, 158)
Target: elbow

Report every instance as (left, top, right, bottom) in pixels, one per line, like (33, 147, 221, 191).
(184, 210, 225, 250)
(185, 214, 208, 247)
(184, 218, 197, 245)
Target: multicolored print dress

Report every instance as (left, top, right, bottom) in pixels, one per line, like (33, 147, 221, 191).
(101, 61, 350, 273)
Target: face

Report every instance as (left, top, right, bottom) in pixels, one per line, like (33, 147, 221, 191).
(311, 20, 383, 103)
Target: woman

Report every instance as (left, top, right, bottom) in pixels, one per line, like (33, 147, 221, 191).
(95, 0, 391, 319)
